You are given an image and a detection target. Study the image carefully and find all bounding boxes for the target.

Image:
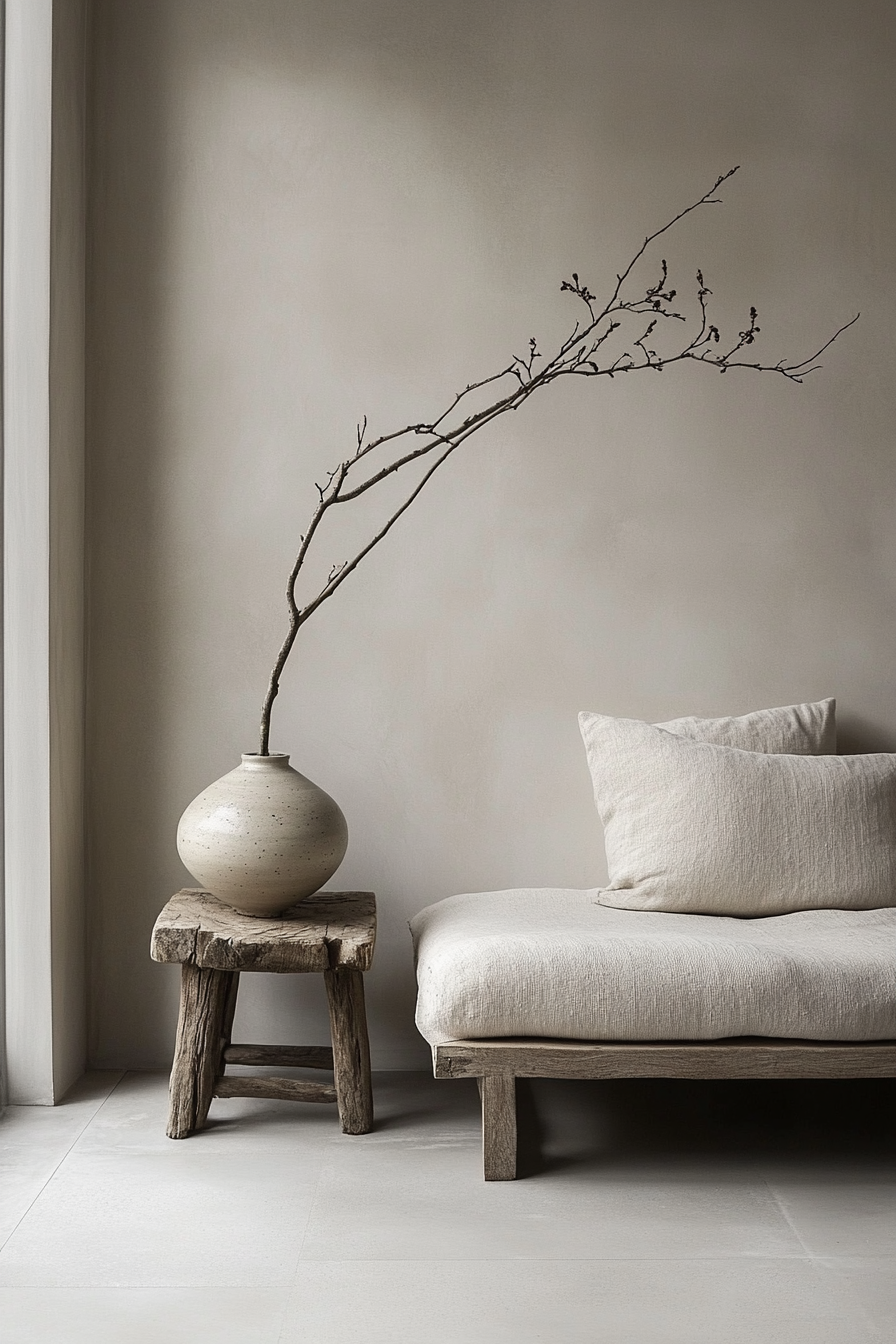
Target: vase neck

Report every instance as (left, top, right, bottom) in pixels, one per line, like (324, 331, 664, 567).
(241, 752, 291, 770)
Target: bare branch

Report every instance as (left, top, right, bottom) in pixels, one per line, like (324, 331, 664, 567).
(293, 443, 458, 626)
(257, 167, 855, 753)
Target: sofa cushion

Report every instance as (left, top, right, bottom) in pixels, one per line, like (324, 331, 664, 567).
(656, 697, 835, 753)
(579, 712, 896, 916)
(410, 888, 896, 1045)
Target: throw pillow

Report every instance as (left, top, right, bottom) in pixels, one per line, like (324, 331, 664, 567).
(578, 711, 896, 916)
(656, 697, 835, 753)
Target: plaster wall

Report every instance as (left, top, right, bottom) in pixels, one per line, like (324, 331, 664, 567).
(86, 0, 896, 1069)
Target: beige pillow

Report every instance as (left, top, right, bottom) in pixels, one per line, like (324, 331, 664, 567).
(578, 711, 896, 916)
(657, 698, 835, 754)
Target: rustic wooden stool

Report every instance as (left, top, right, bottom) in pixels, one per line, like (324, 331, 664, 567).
(150, 889, 376, 1140)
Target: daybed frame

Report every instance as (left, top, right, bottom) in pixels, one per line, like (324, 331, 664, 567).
(434, 1036, 896, 1180)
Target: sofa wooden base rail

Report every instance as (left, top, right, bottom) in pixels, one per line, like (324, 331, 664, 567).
(433, 1036, 896, 1181)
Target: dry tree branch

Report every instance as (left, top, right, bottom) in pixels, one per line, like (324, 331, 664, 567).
(257, 166, 857, 754)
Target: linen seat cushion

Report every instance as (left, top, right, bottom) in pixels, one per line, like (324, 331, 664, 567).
(410, 888, 896, 1046)
(579, 712, 896, 916)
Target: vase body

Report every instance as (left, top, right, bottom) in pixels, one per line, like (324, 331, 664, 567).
(176, 753, 348, 917)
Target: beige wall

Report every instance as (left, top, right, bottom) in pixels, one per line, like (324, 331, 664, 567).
(86, 0, 896, 1069)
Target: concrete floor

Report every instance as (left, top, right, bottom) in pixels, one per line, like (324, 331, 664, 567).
(0, 1069, 893, 1342)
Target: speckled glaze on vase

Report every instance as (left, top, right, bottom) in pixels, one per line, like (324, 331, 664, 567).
(176, 753, 348, 917)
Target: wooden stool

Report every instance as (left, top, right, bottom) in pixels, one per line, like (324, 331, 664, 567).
(150, 889, 376, 1139)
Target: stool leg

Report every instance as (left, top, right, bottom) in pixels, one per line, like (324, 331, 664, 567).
(166, 963, 235, 1139)
(324, 967, 373, 1134)
(221, 970, 241, 1053)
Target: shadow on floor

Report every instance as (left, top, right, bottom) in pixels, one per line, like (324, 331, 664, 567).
(515, 1076, 896, 1177)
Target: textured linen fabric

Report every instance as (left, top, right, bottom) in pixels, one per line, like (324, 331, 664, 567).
(656, 697, 835, 753)
(579, 712, 896, 916)
(410, 888, 896, 1045)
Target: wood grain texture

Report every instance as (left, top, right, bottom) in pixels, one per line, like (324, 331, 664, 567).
(150, 889, 376, 973)
(325, 967, 374, 1134)
(223, 1043, 334, 1069)
(480, 1074, 517, 1181)
(166, 964, 235, 1138)
(214, 1075, 337, 1103)
(435, 1037, 896, 1081)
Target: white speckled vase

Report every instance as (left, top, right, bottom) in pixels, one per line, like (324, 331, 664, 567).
(176, 753, 348, 917)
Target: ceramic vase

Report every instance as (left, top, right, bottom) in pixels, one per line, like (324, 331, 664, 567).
(176, 753, 348, 917)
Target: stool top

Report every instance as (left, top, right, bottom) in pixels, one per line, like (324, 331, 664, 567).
(151, 889, 376, 974)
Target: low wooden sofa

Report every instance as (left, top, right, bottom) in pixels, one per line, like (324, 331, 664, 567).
(411, 699, 896, 1179)
(436, 1036, 896, 1181)
(411, 888, 896, 1180)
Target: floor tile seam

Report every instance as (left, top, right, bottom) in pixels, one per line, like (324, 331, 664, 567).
(814, 1255, 895, 1268)
(289, 1253, 826, 1263)
(0, 1073, 130, 1256)
(0, 1254, 854, 1289)
(292, 1252, 826, 1265)
(0, 1264, 871, 1287)
(273, 1293, 294, 1344)
(0, 1286, 300, 1296)
(60, 1072, 133, 1157)
(762, 1177, 817, 1258)
(0, 1275, 304, 1290)
(286, 1157, 329, 1286)
(0, 1072, 125, 1149)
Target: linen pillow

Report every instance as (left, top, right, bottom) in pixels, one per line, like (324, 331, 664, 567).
(657, 697, 835, 754)
(578, 711, 896, 916)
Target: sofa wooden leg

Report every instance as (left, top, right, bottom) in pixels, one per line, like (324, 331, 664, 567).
(480, 1074, 517, 1180)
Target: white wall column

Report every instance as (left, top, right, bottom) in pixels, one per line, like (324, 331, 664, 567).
(3, 0, 87, 1104)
